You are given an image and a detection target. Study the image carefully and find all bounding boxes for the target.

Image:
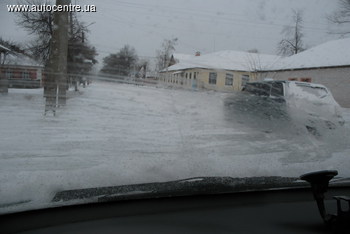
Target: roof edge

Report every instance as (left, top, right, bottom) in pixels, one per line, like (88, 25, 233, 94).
(260, 64, 350, 72)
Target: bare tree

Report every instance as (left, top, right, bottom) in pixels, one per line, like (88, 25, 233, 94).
(277, 9, 305, 56)
(15, 0, 53, 64)
(156, 38, 178, 71)
(16, 0, 97, 94)
(328, 0, 350, 35)
(15, 0, 93, 65)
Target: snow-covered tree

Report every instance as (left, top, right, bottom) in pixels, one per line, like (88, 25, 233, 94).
(15, 0, 97, 69)
(101, 45, 138, 76)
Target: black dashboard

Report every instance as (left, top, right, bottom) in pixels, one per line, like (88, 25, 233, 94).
(1, 187, 349, 234)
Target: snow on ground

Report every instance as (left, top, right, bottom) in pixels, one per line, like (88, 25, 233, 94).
(1, 81, 350, 213)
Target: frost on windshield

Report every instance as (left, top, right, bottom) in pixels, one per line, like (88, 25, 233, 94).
(1, 0, 350, 214)
(1, 82, 349, 213)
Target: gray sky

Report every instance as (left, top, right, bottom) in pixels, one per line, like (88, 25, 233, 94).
(0, 0, 347, 66)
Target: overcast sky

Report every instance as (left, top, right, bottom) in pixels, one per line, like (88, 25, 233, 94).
(0, 0, 347, 66)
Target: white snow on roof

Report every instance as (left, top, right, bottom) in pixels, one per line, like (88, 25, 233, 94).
(0, 44, 11, 52)
(166, 38, 350, 73)
(165, 50, 281, 72)
(4, 52, 43, 67)
(269, 38, 350, 70)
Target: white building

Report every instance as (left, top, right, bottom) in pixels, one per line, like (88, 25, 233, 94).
(160, 50, 281, 92)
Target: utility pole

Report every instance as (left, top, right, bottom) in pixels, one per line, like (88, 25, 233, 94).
(70, 11, 74, 36)
(0, 47, 10, 94)
(69, 10, 78, 91)
(44, 0, 69, 115)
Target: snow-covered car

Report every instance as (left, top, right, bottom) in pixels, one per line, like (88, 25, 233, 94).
(242, 80, 345, 133)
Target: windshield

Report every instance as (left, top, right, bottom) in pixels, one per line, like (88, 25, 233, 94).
(1, 0, 350, 214)
(297, 84, 328, 98)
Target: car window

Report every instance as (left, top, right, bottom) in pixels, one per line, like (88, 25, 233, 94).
(271, 82, 284, 97)
(244, 83, 270, 96)
(297, 85, 328, 98)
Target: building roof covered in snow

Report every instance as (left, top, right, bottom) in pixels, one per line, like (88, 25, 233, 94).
(268, 38, 350, 71)
(164, 50, 281, 72)
(1, 43, 43, 68)
(0, 44, 11, 52)
(164, 38, 350, 73)
(2, 53, 42, 68)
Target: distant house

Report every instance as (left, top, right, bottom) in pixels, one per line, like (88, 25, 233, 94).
(160, 51, 280, 92)
(260, 38, 350, 107)
(0, 44, 44, 88)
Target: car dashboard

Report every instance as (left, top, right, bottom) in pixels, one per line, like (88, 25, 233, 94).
(1, 186, 349, 234)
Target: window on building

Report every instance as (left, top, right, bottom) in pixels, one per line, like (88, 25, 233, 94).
(23, 71, 30, 79)
(288, 78, 298, 81)
(300, 77, 312, 83)
(209, 72, 217, 85)
(189, 73, 192, 79)
(194, 72, 197, 80)
(185, 73, 188, 79)
(241, 74, 250, 87)
(225, 73, 234, 86)
(5, 69, 12, 79)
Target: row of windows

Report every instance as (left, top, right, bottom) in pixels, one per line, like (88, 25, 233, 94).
(162, 72, 250, 87)
(164, 77, 195, 84)
(167, 79, 196, 85)
(208, 73, 249, 86)
(184, 72, 198, 80)
(170, 72, 198, 79)
(4, 70, 31, 79)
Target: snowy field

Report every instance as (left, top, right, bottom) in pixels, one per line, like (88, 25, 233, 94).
(1, 81, 350, 213)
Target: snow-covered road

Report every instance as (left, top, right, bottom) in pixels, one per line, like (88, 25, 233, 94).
(1, 81, 349, 212)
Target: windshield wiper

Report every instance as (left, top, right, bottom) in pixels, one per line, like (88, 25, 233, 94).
(52, 176, 301, 203)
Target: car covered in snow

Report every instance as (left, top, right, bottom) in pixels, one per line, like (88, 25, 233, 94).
(226, 80, 344, 135)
